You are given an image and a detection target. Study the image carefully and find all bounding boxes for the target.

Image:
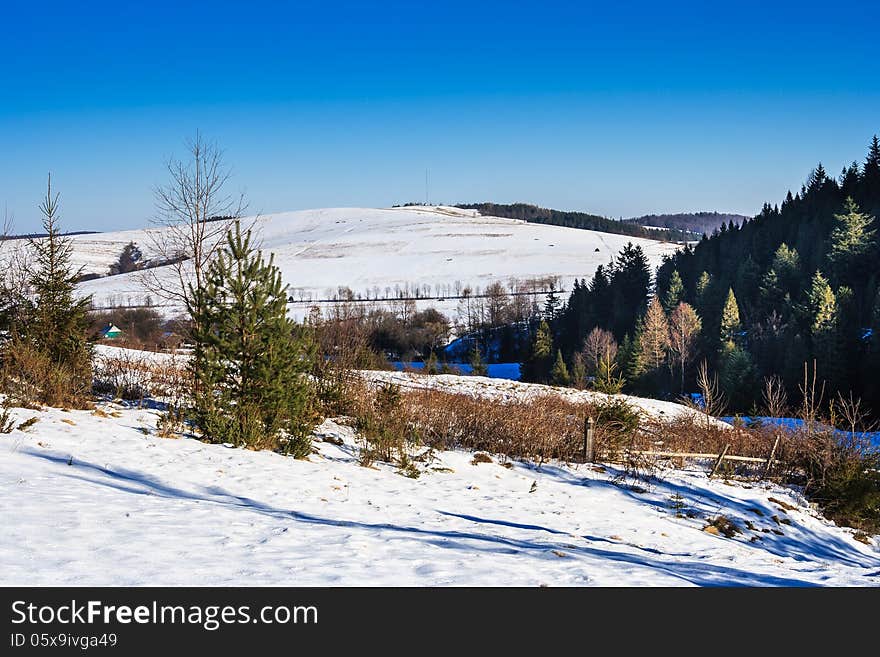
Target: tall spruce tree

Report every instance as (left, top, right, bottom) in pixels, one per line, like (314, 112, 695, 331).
(543, 288, 561, 321)
(663, 270, 685, 312)
(468, 341, 488, 376)
(720, 288, 742, 345)
(11, 175, 93, 406)
(806, 270, 839, 388)
(827, 197, 876, 290)
(695, 271, 711, 308)
(522, 320, 552, 382)
(610, 243, 651, 338)
(189, 221, 316, 454)
(550, 349, 570, 386)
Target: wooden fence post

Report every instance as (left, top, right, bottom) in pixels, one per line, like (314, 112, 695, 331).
(584, 416, 595, 463)
(708, 443, 730, 478)
(761, 435, 780, 480)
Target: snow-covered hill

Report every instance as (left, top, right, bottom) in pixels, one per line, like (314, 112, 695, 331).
(2, 399, 877, 586)
(10, 205, 679, 317)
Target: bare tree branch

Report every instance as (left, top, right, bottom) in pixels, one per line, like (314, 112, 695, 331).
(139, 132, 250, 317)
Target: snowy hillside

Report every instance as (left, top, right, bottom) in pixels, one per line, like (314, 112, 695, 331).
(6, 205, 679, 317)
(2, 399, 878, 586)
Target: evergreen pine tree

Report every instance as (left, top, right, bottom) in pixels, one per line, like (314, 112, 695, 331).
(827, 197, 876, 289)
(593, 354, 625, 394)
(720, 288, 742, 345)
(807, 271, 837, 334)
(109, 241, 144, 275)
(663, 270, 685, 312)
(805, 270, 839, 388)
(190, 221, 316, 454)
(863, 135, 880, 188)
(468, 342, 488, 376)
(522, 320, 552, 382)
(620, 329, 644, 383)
(718, 342, 756, 410)
(424, 350, 439, 375)
(570, 354, 586, 389)
(695, 271, 711, 307)
(9, 175, 93, 406)
(550, 349, 570, 386)
(609, 243, 651, 338)
(543, 288, 561, 321)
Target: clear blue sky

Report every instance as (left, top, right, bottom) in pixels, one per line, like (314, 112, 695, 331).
(2, 0, 878, 233)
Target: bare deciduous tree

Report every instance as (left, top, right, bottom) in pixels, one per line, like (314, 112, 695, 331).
(580, 327, 617, 375)
(831, 391, 875, 437)
(690, 360, 726, 433)
(140, 132, 247, 319)
(668, 302, 701, 393)
(761, 375, 788, 418)
(638, 297, 670, 371)
(798, 360, 825, 437)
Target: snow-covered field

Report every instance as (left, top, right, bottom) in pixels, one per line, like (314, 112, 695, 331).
(2, 399, 877, 586)
(3, 206, 680, 318)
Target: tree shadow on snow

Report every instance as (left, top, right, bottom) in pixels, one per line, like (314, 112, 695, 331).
(23, 449, 878, 586)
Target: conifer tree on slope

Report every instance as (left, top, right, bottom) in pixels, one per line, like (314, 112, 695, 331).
(717, 288, 754, 408)
(522, 319, 552, 382)
(550, 349, 570, 386)
(663, 270, 685, 313)
(189, 221, 316, 455)
(720, 288, 742, 345)
(827, 197, 876, 292)
(468, 341, 488, 376)
(8, 175, 93, 406)
(805, 270, 840, 388)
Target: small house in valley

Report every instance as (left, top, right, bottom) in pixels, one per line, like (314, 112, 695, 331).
(99, 324, 124, 340)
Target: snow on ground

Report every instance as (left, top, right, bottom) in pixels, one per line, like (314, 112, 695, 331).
(359, 369, 727, 427)
(92, 344, 720, 427)
(21, 205, 680, 317)
(2, 402, 877, 586)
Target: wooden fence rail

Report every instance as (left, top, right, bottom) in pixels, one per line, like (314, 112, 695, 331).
(626, 450, 779, 465)
(618, 441, 783, 480)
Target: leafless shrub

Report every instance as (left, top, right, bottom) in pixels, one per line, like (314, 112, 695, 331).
(92, 350, 191, 426)
(309, 304, 391, 416)
(761, 375, 788, 418)
(830, 391, 876, 437)
(798, 360, 825, 437)
(684, 360, 726, 434)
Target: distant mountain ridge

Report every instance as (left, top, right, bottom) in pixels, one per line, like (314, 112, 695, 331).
(623, 211, 750, 236)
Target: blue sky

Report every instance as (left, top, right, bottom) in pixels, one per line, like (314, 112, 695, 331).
(2, 0, 878, 232)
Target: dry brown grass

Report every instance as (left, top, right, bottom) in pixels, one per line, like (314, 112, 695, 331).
(1, 339, 93, 409)
(341, 379, 645, 466)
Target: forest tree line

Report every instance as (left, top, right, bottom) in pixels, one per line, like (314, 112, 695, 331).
(455, 202, 692, 242)
(521, 136, 880, 418)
